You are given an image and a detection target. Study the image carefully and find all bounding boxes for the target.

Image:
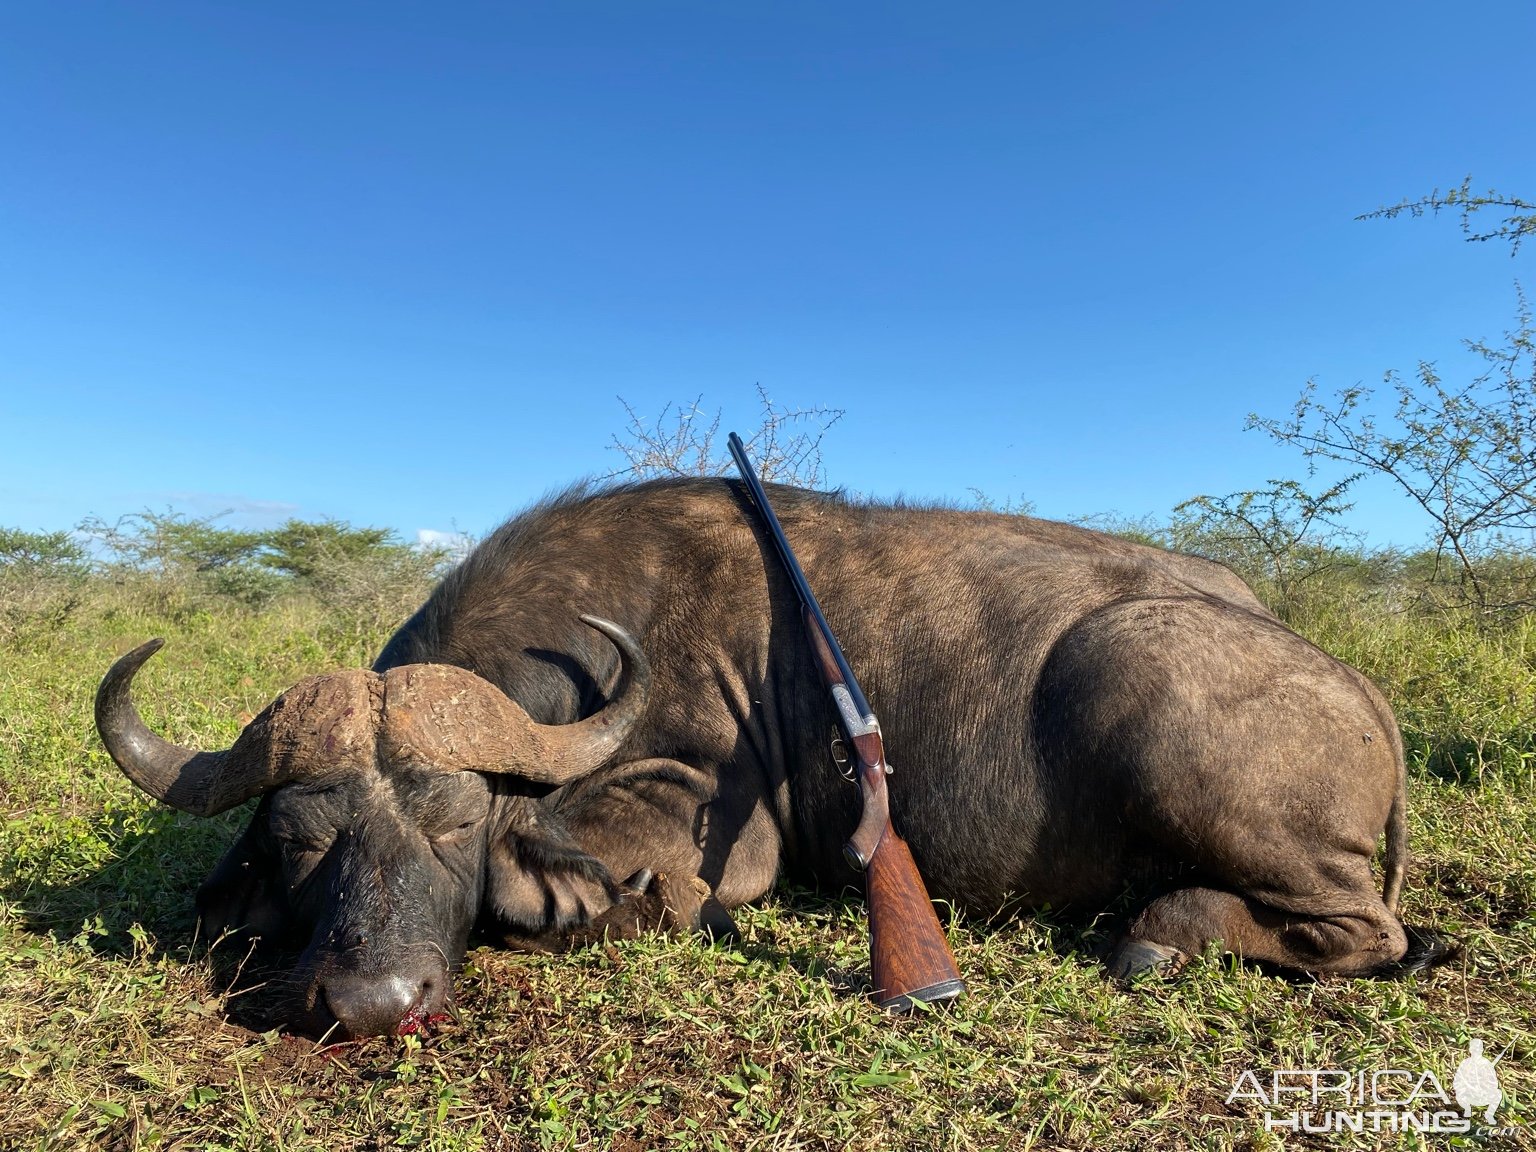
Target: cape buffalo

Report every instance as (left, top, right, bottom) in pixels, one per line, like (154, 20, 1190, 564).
(96, 478, 1449, 1038)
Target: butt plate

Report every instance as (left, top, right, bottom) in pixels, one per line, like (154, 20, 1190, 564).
(876, 977, 967, 1013)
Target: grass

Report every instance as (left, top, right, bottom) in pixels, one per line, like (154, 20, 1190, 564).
(1, 574, 1533, 1150)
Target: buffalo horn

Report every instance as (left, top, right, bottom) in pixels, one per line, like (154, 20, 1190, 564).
(382, 616, 652, 785)
(95, 639, 375, 816)
(514, 615, 653, 782)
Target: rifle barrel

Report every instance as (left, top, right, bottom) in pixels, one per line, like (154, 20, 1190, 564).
(726, 433, 874, 724)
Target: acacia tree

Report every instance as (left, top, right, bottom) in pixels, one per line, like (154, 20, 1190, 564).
(1170, 477, 1362, 614)
(1250, 306, 1534, 610)
(1249, 183, 1535, 612)
(606, 384, 844, 487)
(0, 528, 89, 637)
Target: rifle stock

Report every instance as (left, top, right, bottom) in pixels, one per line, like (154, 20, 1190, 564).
(865, 824, 967, 1010)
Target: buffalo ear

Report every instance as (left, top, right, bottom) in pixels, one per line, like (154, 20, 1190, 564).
(194, 817, 289, 947)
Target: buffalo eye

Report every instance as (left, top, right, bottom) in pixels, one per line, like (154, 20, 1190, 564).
(428, 817, 483, 847)
(272, 829, 332, 858)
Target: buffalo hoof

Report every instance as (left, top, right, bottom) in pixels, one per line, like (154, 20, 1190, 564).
(1379, 924, 1462, 976)
(582, 872, 672, 941)
(1107, 938, 1186, 984)
(650, 873, 738, 942)
(697, 889, 741, 944)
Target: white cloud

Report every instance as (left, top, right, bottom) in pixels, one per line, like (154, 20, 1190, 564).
(416, 528, 473, 559)
(157, 492, 301, 524)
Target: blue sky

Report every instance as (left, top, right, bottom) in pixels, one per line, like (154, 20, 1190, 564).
(2, 2, 1532, 547)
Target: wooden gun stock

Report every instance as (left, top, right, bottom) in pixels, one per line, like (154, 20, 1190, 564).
(865, 823, 966, 1010)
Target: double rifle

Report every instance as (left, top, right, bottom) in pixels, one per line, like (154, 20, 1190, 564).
(728, 432, 964, 1011)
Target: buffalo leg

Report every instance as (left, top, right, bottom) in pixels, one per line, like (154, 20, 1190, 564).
(586, 870, 733, 941)
(1107, 885, 1408, 981)
(502, 757, 779, 944)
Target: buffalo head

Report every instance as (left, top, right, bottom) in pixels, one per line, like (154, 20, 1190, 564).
(94, 616, 649, 1040)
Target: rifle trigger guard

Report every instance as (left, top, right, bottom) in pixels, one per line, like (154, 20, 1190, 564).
(829, 735, 855, 782)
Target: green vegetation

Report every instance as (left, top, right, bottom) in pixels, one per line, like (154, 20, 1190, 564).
(1, 502, 1532, 1151)
(3, 512, 453, 665)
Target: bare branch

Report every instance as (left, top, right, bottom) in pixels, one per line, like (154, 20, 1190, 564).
(606, 385, 845, 487)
